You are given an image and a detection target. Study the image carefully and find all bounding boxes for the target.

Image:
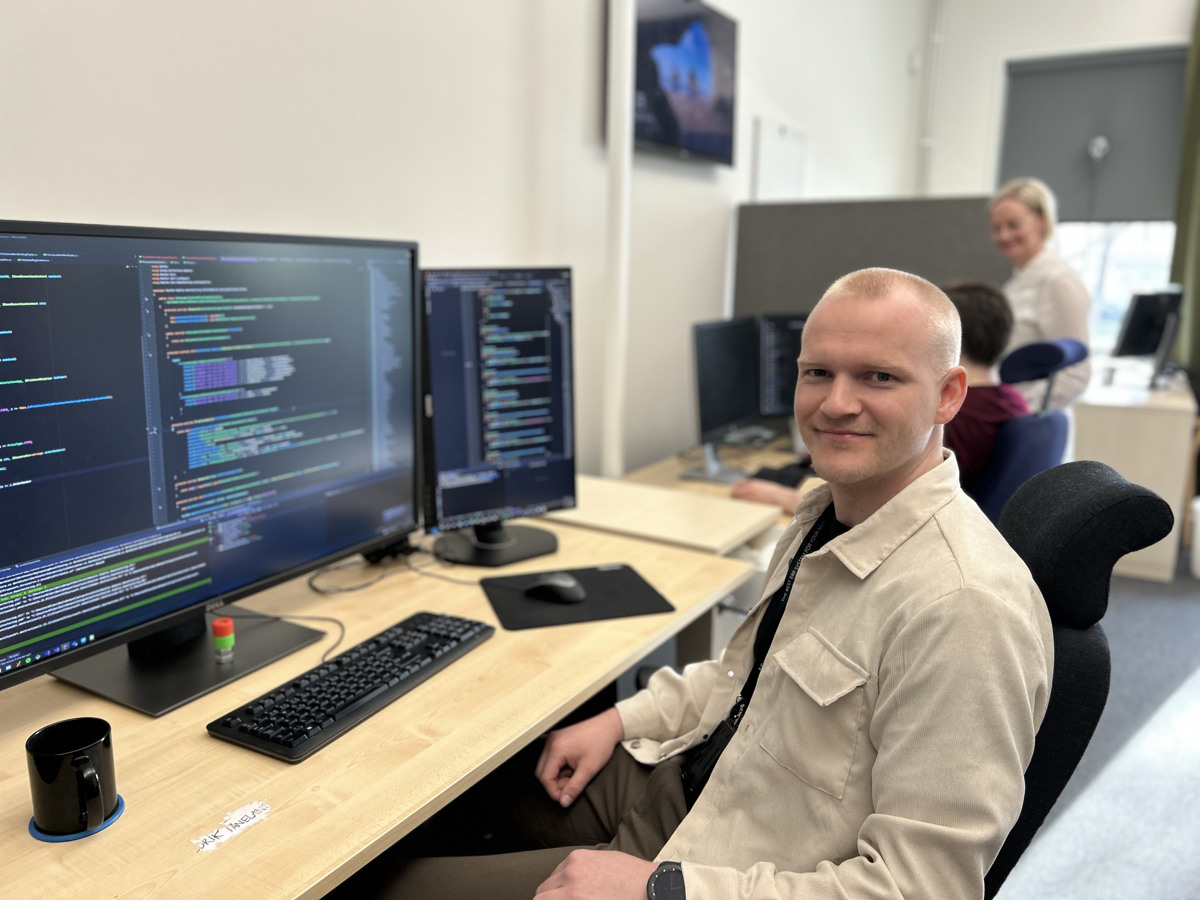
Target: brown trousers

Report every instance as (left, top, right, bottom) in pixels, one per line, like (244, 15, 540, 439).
(328, 741, 688, 899)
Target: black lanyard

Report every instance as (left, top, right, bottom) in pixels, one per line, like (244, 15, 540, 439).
(678, 506, 840, 808)
(730, 506, 834, 727)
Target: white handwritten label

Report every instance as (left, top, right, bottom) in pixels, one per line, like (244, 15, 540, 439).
(192, 802, 271, 852)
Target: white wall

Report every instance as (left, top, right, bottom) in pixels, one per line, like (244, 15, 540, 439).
(13, 2, 1182, 478)
(928, 0, 1196, 195)
(0, 0, 931, 477)
(0, 0, 616, 471)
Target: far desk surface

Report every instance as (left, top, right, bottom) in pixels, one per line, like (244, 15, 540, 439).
(624, 440, 816, 532)
(624, 439, 807, 500)
(0, 520, 752, 900)
(547, 473, 781, 556)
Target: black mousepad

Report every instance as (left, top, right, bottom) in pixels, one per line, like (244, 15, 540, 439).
(480, 564, 674, 630)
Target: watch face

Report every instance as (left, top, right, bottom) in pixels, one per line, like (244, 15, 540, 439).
(648, 862, 685, 900)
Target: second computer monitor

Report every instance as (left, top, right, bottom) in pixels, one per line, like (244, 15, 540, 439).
(760, 313, 806, 417)
(682, 317, 761, 483)
(1113, 288, 1182, 358)
(422, 268, 576, 567)
(694, 317, 761, 444)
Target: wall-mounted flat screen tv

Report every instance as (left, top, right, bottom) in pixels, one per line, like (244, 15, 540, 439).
(633, 0, 737, 166)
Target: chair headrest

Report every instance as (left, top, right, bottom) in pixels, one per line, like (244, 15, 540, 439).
(1000, 339, 1089, 384)
(997, 461, 1173, 629)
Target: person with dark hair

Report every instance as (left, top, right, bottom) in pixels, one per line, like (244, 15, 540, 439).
(941, 281, 1031, 491)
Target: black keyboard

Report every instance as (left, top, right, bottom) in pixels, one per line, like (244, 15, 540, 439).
(207, 612, 495, 762)
(751, 461, 811, 487)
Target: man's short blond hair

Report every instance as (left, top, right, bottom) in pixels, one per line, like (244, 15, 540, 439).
(819, 267, 962, 375)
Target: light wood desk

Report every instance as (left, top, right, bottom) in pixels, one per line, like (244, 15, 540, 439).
(0, 520, 751, 899)
(624, 441, 819, 538)
(624, 439, 810, 508)
(546, 474, 781, 556)
(1075, 365, 1197, 582)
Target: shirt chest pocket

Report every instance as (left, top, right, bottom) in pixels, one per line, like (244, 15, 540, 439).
(758, 630, 869, 800)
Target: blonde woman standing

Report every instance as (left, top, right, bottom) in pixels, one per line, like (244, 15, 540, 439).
(989, 177, 1092, 409)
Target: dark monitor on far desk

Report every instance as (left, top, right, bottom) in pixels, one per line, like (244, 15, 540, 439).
(683, 317, 761, 483)
(760, 313, 805, 417)
(0, 220, 422, 715)
(422, 268, 576, 567)
(1113, 288, 1182, 388)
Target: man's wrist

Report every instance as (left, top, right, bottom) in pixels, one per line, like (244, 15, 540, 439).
(646, 861, 686, 900)
(602, 705, 627, 744)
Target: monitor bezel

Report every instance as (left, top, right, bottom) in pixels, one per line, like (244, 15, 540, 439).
(0, 218, 422, 695)
(758, 312, 807, 418)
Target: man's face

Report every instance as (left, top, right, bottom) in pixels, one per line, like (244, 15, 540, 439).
(794, 289, 963, 517)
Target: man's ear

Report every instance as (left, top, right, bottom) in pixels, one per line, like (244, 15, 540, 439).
(935, 366, 968, 425)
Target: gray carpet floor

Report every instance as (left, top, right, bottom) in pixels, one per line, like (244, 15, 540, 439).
(997, 560, 1200, 897)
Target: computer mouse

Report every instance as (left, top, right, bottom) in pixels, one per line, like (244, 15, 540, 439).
(523, 572, 587, 604)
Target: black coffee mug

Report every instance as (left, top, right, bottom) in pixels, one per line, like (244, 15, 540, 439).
(26, 717, 119, 837)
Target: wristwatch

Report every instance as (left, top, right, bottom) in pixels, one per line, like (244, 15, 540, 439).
(646, 861, 686, 900)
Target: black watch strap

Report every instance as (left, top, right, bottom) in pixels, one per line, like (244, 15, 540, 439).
(646, 861, 686, 900)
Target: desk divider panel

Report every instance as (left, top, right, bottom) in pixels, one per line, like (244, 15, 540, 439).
(733, 196, 1012, 317)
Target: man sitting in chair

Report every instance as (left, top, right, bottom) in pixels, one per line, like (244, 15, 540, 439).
(338, 268, 1054, 900)
(732, 280, 1029, 511)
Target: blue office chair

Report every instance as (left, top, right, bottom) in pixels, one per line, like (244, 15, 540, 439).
(999, 338, 1090, 415)
(971, 339, 1088, 522)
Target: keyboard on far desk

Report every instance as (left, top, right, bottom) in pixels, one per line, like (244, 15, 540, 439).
(750, 460, 811, 487)
(207, 611, 495, 763)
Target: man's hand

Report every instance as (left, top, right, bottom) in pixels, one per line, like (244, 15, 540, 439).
(534, 848, 657, 899)
(535, 707, 625, 808)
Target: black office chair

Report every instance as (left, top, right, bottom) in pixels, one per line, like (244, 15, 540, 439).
(971, 339, 1089, 522)
(984, 460, 1174, 898)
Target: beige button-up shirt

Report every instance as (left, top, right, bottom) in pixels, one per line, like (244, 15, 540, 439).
(616, 455, 1053, 899)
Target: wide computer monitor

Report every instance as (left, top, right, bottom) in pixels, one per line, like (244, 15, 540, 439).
(682, 316, 761, 483)
(0, 220, 421, 715)
(421, 268, 576, 567)
(759, 313, 806, 417)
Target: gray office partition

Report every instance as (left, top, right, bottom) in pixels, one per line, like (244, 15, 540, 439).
(733, 196, 1012, 317)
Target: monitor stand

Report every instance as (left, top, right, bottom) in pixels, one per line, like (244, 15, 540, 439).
(680, 441, 746, 484)
(1150, 312, 1180, 390)
(52, 608, 323, 717)
(433, 521, 558, 567)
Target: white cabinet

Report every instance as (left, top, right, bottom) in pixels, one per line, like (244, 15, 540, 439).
(1074, 364, 1197, 582)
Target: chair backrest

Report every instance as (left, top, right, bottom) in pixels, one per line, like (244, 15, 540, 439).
(1000, 338, 1089, 414)
(984, 460, 1174, 899)
(970, 410, 1069, 523)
